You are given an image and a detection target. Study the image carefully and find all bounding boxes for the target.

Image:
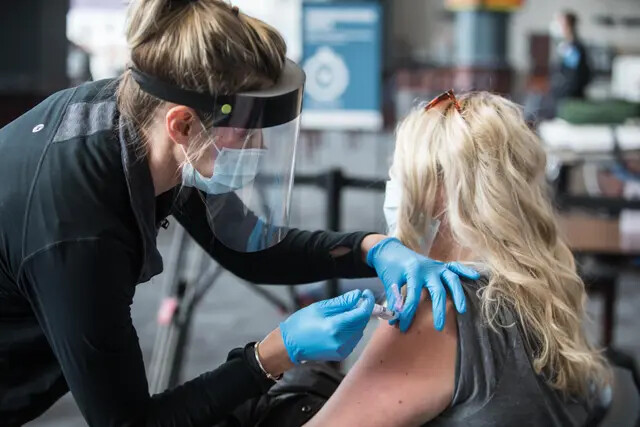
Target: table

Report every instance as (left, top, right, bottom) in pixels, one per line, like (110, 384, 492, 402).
(558, 213, 639, 347)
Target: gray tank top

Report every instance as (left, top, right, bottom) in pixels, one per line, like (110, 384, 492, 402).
(428, 279, 601, 427)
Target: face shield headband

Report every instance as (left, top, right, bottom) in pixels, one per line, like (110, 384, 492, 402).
(129, 59, 305, 129)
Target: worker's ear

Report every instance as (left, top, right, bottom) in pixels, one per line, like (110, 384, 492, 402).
(166, 105, 198, 149)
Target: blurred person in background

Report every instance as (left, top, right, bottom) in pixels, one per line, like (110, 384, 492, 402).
(527, 10, 592, 122)
(550, 10, 592, 101)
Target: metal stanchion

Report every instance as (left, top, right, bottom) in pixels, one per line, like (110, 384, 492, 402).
(148, 224, 192, 393)
(325, 169, 343, 299)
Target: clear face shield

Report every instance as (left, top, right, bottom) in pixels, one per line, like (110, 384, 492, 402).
(131, 60, 305, 252)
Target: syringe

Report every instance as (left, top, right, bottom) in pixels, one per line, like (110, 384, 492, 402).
(371, 304, 398, 321)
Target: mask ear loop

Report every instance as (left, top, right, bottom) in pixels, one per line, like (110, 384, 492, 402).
(198, 121, 222, 155)
(180, 133, 220, 232)
(180, 144, 206, 194)
(179, 119, 218, 185)
(181, 118, 223, 186)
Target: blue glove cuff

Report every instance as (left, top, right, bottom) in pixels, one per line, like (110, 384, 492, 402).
(279, 321, 301, 365)
(365, 237, 401, 268)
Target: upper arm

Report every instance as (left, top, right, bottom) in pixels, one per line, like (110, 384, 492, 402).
(307, 292, 458, 427)
(20, 239, 150, 426)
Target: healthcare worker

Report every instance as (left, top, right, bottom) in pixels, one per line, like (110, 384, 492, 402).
(550, 10, 591, 100)
(0, 0, 478, 425)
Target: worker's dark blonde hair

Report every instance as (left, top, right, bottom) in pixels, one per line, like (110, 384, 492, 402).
(117, 0, 286, 156)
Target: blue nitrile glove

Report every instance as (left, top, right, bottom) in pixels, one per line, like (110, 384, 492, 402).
(280, 289, 375, 364)
(366, 237, 480, 332)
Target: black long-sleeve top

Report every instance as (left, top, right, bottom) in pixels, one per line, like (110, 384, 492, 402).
(0, 80, 375, 426)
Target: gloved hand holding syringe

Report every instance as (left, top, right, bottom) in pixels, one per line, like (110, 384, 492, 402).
(278, 285, 405, 365)
(367, 283, 403, 321)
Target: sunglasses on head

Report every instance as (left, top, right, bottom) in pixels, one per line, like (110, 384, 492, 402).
(424, 89, 463, 114)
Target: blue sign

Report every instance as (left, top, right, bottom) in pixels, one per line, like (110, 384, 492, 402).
(301, 2, 383, 130)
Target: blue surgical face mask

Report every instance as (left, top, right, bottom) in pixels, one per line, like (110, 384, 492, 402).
(182, 145, 266, 195)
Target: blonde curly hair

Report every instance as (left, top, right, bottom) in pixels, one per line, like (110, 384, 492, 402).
(392, 91, 610, 397)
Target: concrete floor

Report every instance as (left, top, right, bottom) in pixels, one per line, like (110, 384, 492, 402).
(27, 133, 640, 426)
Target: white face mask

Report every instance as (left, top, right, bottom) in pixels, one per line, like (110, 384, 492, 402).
(182, 145, 266, 195)
(383, 177, 441, 256)
(383, 178, 403, 237)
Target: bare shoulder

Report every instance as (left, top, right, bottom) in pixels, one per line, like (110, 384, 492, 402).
(306, 292, 458, 427)
(374, 291, 458, 363)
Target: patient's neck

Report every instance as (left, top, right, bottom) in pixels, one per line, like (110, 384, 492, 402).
(428, 234, 475, 263)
